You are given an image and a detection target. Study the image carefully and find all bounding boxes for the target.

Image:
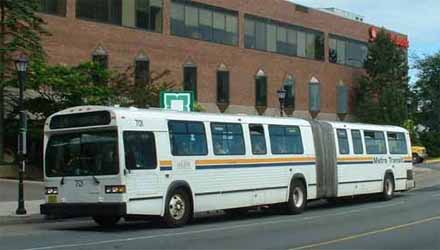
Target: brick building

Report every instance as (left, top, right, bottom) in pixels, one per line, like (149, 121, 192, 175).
(38, 0, 408, 120)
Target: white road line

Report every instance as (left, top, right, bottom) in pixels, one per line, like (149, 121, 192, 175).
(20, 201, 405, 250)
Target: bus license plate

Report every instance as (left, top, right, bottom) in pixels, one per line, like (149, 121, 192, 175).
(48, 195, 57, 203)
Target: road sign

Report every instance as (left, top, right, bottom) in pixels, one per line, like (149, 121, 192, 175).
(160, 91, 194, 112)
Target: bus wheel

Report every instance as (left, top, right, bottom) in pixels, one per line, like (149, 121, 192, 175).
(286, 179, 307, 214)
(163, 189, 192, 227)
(382, 175, 395, 201)
(92, 216, 120, 227)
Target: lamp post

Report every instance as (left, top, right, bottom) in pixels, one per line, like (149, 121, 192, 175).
(15, 55, 28, 215)
(277, 88, 287, 117)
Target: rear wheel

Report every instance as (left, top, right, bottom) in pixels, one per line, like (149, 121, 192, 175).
(286, 179, 307, 214)
(382, 175, 395, 201)
(163, 189, 192, 227)
(413, 154, 423, 164)
(92, 216, 120, 227)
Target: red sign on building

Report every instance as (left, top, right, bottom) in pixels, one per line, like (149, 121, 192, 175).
(369, 27, 409, 49)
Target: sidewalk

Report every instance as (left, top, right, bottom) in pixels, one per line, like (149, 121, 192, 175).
(0, 200, 45, 225)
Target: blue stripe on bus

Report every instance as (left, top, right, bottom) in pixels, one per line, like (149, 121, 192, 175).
(160, 166, 172, 171)
(195, 161, 316, 170)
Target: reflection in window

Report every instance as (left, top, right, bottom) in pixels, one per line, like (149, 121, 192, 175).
(171, 0, 238, 46)
(284, 75, 295, 109)
(329, 35, 368, 68)
(351, 130, 364, 154)
(39, 0, 66, 16)
(249, 124, 267, 155)
(169, 121, 208, 156)
(211, 123, 245, 155)
(124, 131, 157, 170)
(269, 125, 303, 155)
(337, 129, 350, 155)
(387, 132, 408, 155)
(364, 131, 387, 154)
(135, 0, 163, 32)
(76, 0, 122, 25)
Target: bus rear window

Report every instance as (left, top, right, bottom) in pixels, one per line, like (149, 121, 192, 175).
(50, 111, 111, 129)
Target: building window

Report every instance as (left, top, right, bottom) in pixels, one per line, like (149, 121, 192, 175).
(38, 0, 66, 16)
(337, 129, 350, 155)
(309, 77, 320, 116)
(269, 125, 303, 155)
(168, 121, 208, 156)
(92, 46, 109, 69)
(124, 131, 157, 170)
(283, 75, 295, 109)
(170, 0, 238, 46)
(387, 132, 408, 155)
(217, 66, 229, 104)
(249, 124, 267, 155)
(255, 70, 267, 107)
(134, 52, 150, 86)
(135, 0, 163, 32)
(211, 123, 245, 155)
(76, 0, 122, 25)
(245, 15, 324, 60)
(329, 35, 368, 68)
(183, 64, 197, 101)
(364, 131, 387, 155)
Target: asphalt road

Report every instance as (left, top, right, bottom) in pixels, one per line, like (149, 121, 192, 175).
(0, 180, 439, 249)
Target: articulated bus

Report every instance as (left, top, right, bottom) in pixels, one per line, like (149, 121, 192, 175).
(41, 106, 415, 227)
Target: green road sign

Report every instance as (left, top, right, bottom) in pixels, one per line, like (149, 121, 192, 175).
(160, 91, 194, 112)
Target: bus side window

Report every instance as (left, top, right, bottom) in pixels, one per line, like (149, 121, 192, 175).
(168, 120, 208, 156)
(269, 125, 303, 155)
(337, 129, 350, 155)
(249, 124, 267, 155)
(123, 131, 157, 170)
(387, 132, 408, 155)
(364, 131, 387, 155)
(351, 130, 364, 154)
(211, 123, 246, 155)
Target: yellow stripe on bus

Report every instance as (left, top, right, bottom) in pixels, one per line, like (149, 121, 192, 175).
(337, 157, 374, 162)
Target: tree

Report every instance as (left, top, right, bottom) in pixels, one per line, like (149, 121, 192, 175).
(414, 52, 440, 156)
(0, 0, 47, 162)
(355, 29, 410, 126)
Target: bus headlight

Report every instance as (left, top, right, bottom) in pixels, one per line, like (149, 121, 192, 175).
(105, 185, 126, 194)
(45, 187, 58, 195)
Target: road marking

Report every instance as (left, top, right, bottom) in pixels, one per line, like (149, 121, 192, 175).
(289, 215, 440, 250)
(20, 201, 405, 250)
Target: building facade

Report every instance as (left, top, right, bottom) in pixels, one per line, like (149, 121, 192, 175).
(38, 0, 408, 120)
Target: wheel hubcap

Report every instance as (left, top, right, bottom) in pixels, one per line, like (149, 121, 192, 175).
(169, 194, 185, 220)
(293, 187, 304, 208)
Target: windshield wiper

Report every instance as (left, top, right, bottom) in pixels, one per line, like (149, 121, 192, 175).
(92, 175, 100, 185)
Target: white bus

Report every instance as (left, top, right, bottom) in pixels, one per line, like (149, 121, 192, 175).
(41, 106, 415, 227)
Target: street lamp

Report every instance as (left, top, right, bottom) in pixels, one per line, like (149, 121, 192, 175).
(15, 55, 28, 215)
(277, 87, 287, 117)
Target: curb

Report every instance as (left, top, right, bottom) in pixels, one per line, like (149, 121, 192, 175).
(0, 214, 46, 226)
(425, 159, 440, 164)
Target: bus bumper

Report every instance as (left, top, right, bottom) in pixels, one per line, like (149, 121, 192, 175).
(40, 203, 126, 217)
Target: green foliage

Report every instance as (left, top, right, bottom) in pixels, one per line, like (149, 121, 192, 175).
(193, 102, 205, 112)
(403, 119, 419, 145)
(23, 60, 118, 120)
(354, 29, 410, 126)
(113, 69, 175, 108)
(413, 52, 440, 156)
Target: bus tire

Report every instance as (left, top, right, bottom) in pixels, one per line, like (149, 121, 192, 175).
(92, 216, 120, 227)
(286, 179, 307, 214)
(163, 188, 192, 228)
(382, 174, 395, 201)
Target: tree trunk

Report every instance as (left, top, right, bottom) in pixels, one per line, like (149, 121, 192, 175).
(0, 0, 6, 163)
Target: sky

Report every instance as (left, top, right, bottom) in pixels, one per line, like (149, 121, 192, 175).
(289, 0, 440, 82)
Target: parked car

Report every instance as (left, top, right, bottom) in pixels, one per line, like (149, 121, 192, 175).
(412, 146, 428, 163)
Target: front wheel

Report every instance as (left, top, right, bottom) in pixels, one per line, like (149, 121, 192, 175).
(382, 175, 395, 201)
(163, 189, 192, 227)
(92, 216, 121, 227)
(286, 179, 307, 214)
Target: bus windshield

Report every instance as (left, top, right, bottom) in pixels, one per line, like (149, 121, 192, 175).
(45, 131, 119, 177)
